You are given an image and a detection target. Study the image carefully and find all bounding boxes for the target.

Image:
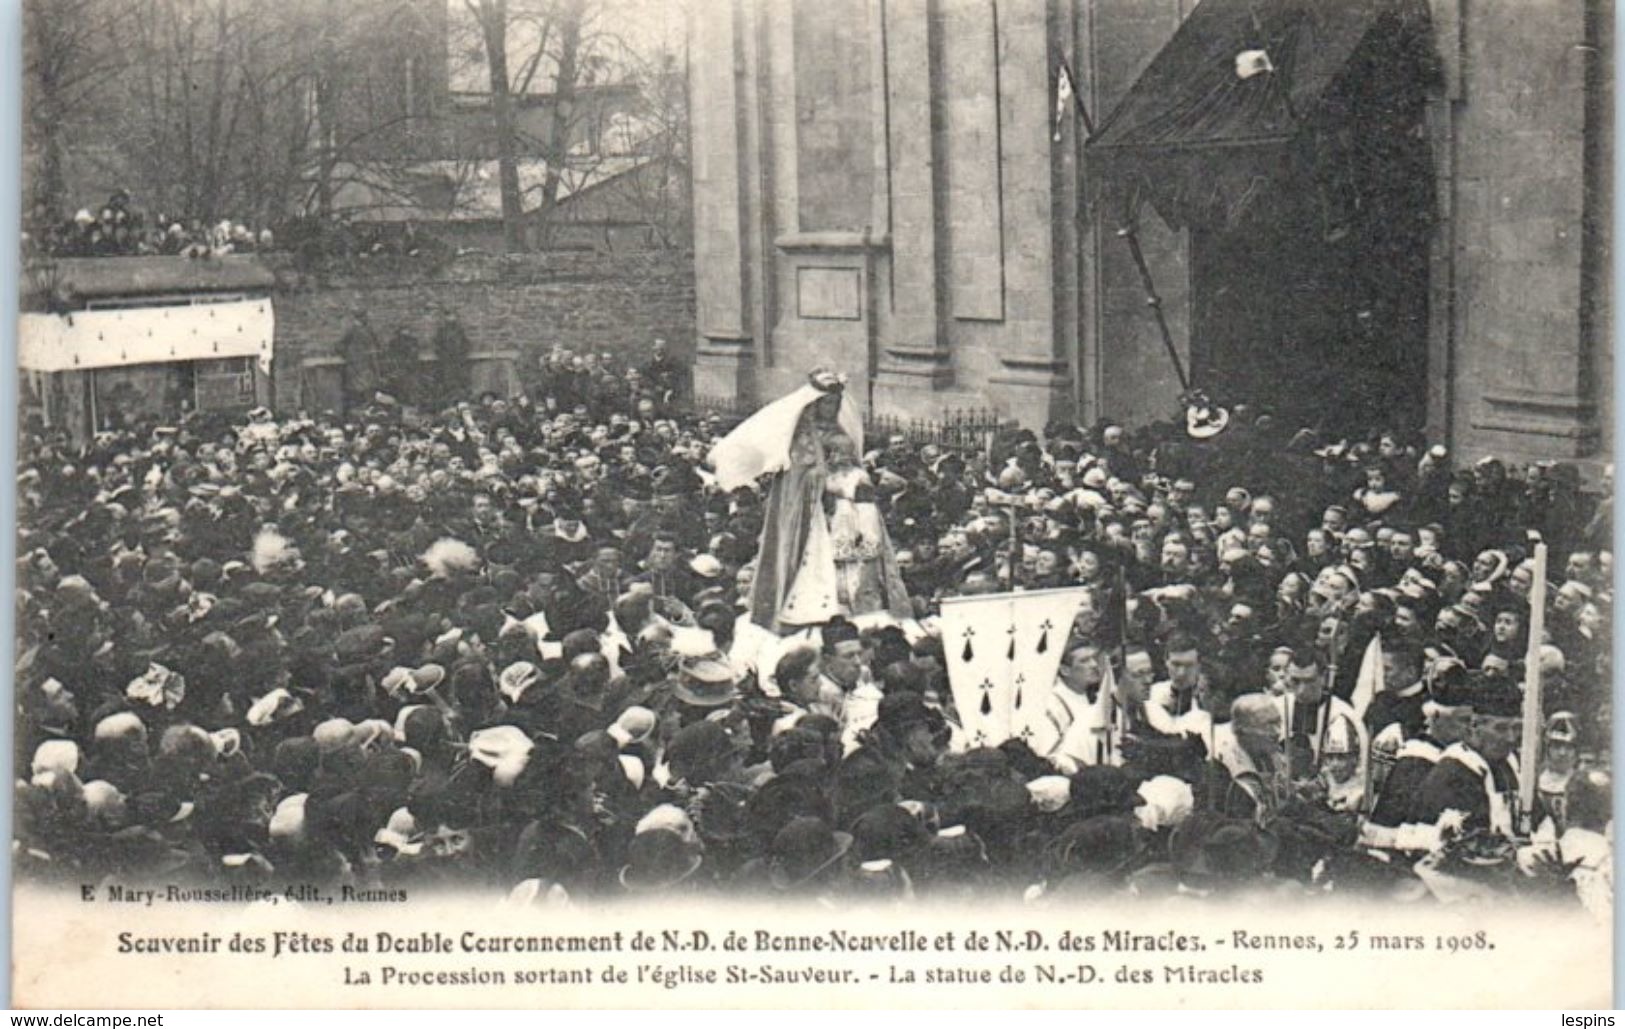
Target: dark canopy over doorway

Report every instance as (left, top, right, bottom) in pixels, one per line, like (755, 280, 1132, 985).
(1086, 0, 1441, 436)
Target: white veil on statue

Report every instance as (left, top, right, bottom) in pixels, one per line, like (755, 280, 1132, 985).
(706, 377, 862, 492)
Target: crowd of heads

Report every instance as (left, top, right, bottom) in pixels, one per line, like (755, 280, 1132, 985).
(13, 363, 1615, 909)
(528, 338, 686, 421)
(25, 192, 276, 260)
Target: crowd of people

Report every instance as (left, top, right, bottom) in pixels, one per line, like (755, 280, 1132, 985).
(24, 192, 276, 260)
(13, 359, 1614, 912)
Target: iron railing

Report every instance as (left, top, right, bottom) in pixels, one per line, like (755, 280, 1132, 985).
(865, 408, 1005, 454)
(692, 394, 1005, 455)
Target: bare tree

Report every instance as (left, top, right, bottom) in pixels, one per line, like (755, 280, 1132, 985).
(613, 47, 690, 249)
(110, 0, 327, 226)
(531, 0, 586, 247)
(23, 0, 686, 249)
(452, 0, 642, 251)
(22, 0, 130, 223)
(465, 0, 528, 251)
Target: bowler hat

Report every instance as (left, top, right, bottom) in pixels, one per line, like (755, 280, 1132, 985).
(618, 828, 703, 891)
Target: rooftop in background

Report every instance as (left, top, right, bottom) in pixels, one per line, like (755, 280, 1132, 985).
(37, 255, 278, 304)
(329, 155, 660, 223)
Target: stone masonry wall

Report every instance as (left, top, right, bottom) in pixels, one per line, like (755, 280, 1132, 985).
(266, 249, 695, 410)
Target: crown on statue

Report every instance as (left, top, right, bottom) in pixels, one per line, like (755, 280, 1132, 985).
(808, 368, 847, 393)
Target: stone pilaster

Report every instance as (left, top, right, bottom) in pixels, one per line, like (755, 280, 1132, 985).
(689, 0, 756, 405)
(874, 0, 955, 404)
(986, 0, 1073, 426)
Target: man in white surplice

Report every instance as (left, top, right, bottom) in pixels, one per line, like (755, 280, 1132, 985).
(1030, 641, 1118, 771)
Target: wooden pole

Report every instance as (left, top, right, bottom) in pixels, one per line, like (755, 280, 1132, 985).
(1281, 690, 1292, 764)
(1518, 543, 1548, 833)
(986, 493, 1029, 590)
(1118, 226, 1191, 393)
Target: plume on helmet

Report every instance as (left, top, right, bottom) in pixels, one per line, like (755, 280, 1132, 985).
(421, 538, 480, 579)
(250, 527, 300, 575)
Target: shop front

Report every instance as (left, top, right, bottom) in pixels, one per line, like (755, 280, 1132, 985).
(20, 295, 274, 443)
(18, 256, 276, 444)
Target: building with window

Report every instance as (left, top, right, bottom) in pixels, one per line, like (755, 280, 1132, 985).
(19, 256, 276, 443)
(687, 0, 1611, 466)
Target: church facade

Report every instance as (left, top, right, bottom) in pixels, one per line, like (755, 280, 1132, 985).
(687, 0, 1611, 467)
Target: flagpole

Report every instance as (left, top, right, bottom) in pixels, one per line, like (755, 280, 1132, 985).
(987, 493, 1029, 589)
(1111, 561, 1129, 764)
(1517, 542, 1548, 834)
(1283, 693, 1295, 784)
(1358, 634, 1383, 815)
(1319, 631, 1343, 760)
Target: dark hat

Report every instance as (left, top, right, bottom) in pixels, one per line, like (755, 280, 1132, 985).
(399, 706, 448, 753)
(875, 691, 936, 737)
(512, 821, 597, 887)
(746, 772, 834, 846)
(689, 780, 755, 847)
(831, 748, 902, 826)
(914, 825, 990, 886)
(948, 746, 1012, 779)
(1469, 682, 1524, 719)
(1044, 814, 1141, 880)
(354, 750, 415, 805)
(618, 828, 703, 891)
(652, 471, 688, 498)
(996, 738, 1055, 782)
(271, 738, 321, 792)
(1068, 765, 1140, 821)
(334, 624, 392, 664)
(1426, 663, 1478, 711)
(238, 580, 284, 608)
(767, 728, 830, 775)
(769, 816, 853, 890)
(664, 721, 732, 784)
(1170, 812, 1279, 886)
(560, 629, 601, 660)
(953, 776, 1034, 843)
(850, 803, 928, 863)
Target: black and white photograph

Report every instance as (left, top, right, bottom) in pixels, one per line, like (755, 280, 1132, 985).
(10, 0, 1617, 1009)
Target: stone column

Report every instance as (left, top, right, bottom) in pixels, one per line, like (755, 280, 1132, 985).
(689, 0, 756, 406)
(873, 0, 956, 411)
(1455, 0, 1607, 465)
(986, 0, 1072, 423)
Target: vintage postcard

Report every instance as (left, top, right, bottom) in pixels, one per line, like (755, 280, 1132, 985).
(13, 0, 1614, 1009)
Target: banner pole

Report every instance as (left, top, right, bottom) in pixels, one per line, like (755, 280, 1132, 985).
(1518, 542, 1548, 833)
(1117, 226, 1190, 392)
